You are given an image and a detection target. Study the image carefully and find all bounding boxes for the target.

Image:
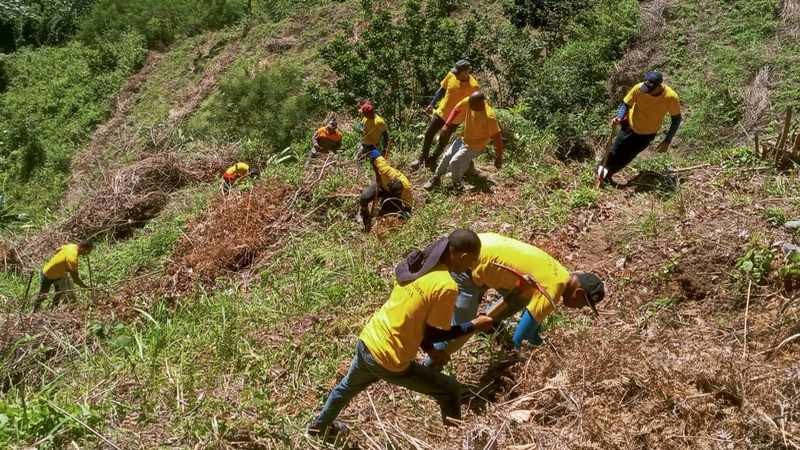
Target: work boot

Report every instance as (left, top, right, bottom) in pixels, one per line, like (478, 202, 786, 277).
(307, 420, 348, 440)
(424, 176, 440, 191)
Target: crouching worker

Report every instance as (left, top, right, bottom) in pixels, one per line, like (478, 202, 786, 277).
(424, 233, 604, 366)
(33, 241, 94, 312)
(310, 115, 342, 158)
(222, 162, 260, 192)
(308, 229, 494, 439)
(360, 149, 414, 232)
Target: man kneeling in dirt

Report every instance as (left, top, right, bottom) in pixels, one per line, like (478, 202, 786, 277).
(309, 115, 342, 158)
(34, 241, 94, 312)
(414, 233, 604, 367)
(597, 71, 682, 186)
(222, 162, 260, 192)
(308, 229, 494, 438)
(359, 149, 413, 232)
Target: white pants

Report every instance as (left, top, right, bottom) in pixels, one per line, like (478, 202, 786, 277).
(434, 138, 481, 185)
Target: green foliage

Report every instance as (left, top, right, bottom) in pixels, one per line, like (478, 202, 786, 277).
(206, 63, 320, 152)
(522, 0, 639, 150)
(0, 32, 146, 221)
(324, 0, 490, 119)
(78, 0, 245, 48)
(0, 0, 95, 52)
(763, 207, 786, 226)
(736, 243, 774, 284)
(778, 252, 800, 283)
(503, 0, 590, 35)
(0, 394, 102, 449)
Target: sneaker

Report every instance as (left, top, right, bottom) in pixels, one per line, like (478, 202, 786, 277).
(424, 176, 440, 191)
(410, 159, 423, 171)
(307, 420, 348, 439)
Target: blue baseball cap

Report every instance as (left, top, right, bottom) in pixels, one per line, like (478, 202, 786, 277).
(640, 71, 664, 93)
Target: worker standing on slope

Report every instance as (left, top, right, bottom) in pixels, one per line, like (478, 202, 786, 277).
(222, 162, 259, 192)
(356, 100, 390, 160)
(597, 71, 682, 186)
(310, 115, 342, 157)
(424, 92, 503, 192)
(33, 240, 94, 312)
(360, 149, 414, 232)
(411, 60, 480, 171)
(421, 233, 604, 367)
(308, 230, 493, 439)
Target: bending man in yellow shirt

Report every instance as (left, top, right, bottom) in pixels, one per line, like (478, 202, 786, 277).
(422, 233, 604, 367)
(360, 149, 414, 232)
(424, 92, 503, 192)
(34, 241, 94, 311)
(411, 60, 479, 171)
(308, 230, 493, 438)
(597, 71, 682, 186)
(222, 162, 259, 192)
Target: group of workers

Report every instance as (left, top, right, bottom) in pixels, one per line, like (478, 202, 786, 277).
(30, 57, 683, 440)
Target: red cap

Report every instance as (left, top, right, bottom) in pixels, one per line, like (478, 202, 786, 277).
(359, 101, 374, 114)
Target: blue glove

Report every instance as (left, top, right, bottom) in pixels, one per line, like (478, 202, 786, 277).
(512, 309, 543, 349)
(369, 149, 382, 160)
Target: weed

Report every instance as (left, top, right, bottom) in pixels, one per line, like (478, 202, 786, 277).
(639, 210, 660, 238)
(763, 207, 787, 226)
(570, 185, 598, 209)
(735, 243, 774, 284)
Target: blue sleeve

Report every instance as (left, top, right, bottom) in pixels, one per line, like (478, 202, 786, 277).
(664, 115, 682, 141)
(616, 103, 628, 120)
(420, 321, 475, 350)
(512, 309, 542, 349)
(429, 87, 445, 108)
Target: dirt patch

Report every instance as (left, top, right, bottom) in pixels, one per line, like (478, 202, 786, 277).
(160, 183, 294, 295)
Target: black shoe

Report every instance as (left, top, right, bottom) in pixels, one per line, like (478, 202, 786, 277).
(307, 420, 348, 439)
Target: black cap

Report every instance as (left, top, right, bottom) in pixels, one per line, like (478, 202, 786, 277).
(453, 59, 472, 74)
(640, 71, 664, 93)
(575, 272, 605, 316)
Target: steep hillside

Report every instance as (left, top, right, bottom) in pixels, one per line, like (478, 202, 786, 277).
(1, 0, 799, 448)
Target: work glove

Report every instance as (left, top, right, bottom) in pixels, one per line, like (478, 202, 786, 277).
(596, 165, 609, 180)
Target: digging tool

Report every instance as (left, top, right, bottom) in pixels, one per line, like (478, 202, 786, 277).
(484, 261, 558, 321)
(87, 255, 96, 303)
(22, 270, 34, 308)
(595, 122, 619, 189)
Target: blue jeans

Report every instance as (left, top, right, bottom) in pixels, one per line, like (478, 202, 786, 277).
(311, 340, 462, 428)
(512, 309, 543, 349)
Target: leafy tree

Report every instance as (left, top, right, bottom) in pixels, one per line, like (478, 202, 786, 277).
(0, 0, 96, 52)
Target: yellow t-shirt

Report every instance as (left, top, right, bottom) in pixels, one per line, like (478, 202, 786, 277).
(623, 83, 681, 135)
(224, 162, 250, 177)
(359, 265, 457, 372)
(446, 98, 501, 151)
(374, 156, 414, 208)
(361, 114, 388, 146)
(434, 72, 480, 120)
(471, 233, 570, 324)
(42, 244, 79, 280)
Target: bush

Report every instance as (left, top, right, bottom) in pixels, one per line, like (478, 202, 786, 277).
(78, 0, 245, 48)
(0, 0, 95, 52)
(213, 64, 320, 152)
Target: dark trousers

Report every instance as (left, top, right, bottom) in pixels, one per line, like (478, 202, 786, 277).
(606, 125, 656, 176)
(359, 183, 410, 230)
(419, 115, 446, 163)
(311, 340, 462, 429)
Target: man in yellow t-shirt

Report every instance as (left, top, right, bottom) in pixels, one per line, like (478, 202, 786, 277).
(360, 149, 414, 232)
(34, 241, 94, 311)
(309, 230, 492, 438)
(310, 115, 343, 157)
(597, 71, 682, 186)
(356, 101, 390, 160)
(222, 162, 259, 192)
(424, 233, 604, 366)
(411, 60, 480, 171)
(424, 92, 504, 191)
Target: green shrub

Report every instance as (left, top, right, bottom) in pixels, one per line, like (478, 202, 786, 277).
(78, 0, 245, 48)
(0, 394, 103, 449)
(736, 244, 774, 284)
(211, 63, 320, 152)
(0, 0, 95, 51)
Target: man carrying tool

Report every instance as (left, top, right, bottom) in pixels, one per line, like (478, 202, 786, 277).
(222, 162, 259, 192)
(411, 59, 480, 171)
(308, 229, 494, 439)
(310, 115, 342, 157)
(33, 240, 94, 311)
(357, 100, 390, 160)
(423, 233, 604, 366)
(423, 92, 503, 192)
(597, 71, 682, 186)
(359, 149, 414, 232)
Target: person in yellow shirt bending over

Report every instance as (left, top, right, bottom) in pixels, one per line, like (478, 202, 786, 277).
(360, 149, 414, 232)
(597, 71, 682, 186)
(308, 230, 493, 439)
(356, 100, 390, 160)
(422, 233, 605, 367)
(34, 241, 94, 311)
(411, 60, 479, 171)
(424, 92, 504, 192)
(222, 162, 259, 192)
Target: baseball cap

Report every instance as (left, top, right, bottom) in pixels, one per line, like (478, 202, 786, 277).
(359, 101, 374, 114)
(453, 59, 472, 74)
(574, 271, 605, 316)
(640, 71, 664, 93)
